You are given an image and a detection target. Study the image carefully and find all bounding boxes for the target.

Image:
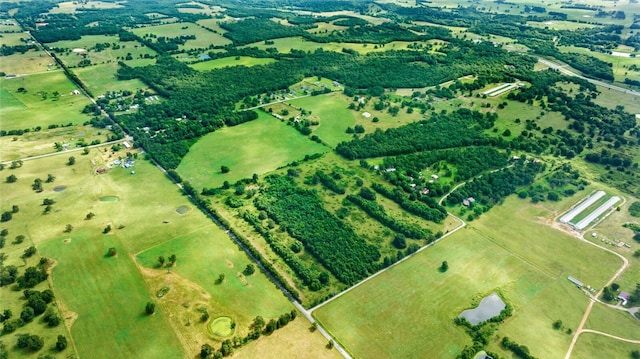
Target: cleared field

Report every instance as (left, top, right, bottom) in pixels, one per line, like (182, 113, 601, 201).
(136, 226, 293, 322)
(558, 46, 640, 83)
(73, 62, 152, 96)
(189, 56, 276, 71)
(592, 84, 640, 114)
(0, 72, 93, 131)
(287, 93, 355, 147)
(230, 317, 342, 359)
(49, 36, 157, 69)
(130, 22, 231, 49)
(0, 32, 26, 46)
(241, 36, 426, 54)
(0, 50, 57, 75)
(177, 111, 328, 188)
(49, 0, 123, 13)
(39, 231, 184, 359)
(526, 20, 600, 31)
(314, 196, 620, 358)
(572, 332, 640, 359)
(585, 304, 640, 341)
(0, 124, 109, 161)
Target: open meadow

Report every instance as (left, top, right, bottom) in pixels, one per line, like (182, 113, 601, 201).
(0, 71, 93, 131)
(0, 50, 57, 75)
(314, 194, 621, 358)
(241, 36, 428, 54)
(130, 22, 231, 50)
(73, 62, 152, 96)
(189, 56, 277, 71)
(572, 332, 640, 359)
(177, 111, 328, 189)
(287, 93, 355, 147)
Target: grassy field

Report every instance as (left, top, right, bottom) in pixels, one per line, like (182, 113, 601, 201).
(0, 71, 93, 131)
(0, 124, 110, 161)
(49, 0, 123, 14)
(0, 32, 26, 46)
(592, 84, 640, 114)
(0, 50, 57, 75)
(73, 62, 152, 96)
(130, 22, 231, 50)
(572, 332, 640, 359)
(177, 110, 328, 188)
(189, 56, 277, 71)
(287, 93, 355, 147)
(39, 231, 184, 359)
(241, 36, 428, 54)
(558, 46, 640, 83)
(526, 20, 600, 31)
(314, 195, 620, 358)
(585, 304, 640, 341)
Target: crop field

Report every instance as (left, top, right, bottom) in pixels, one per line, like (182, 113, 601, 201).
(130, 22, 231, 50)
(314, 195, 620, 358)
(73, 62, 152, 96)
(177, 111, 328, 188)
(0, 72, 93, 131)
(287, 93, 355, 147)
(189, 56, 277, 71)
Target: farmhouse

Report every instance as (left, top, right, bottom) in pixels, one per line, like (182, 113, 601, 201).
(618, 291, 631, 305)
(567, 276, 583, 288)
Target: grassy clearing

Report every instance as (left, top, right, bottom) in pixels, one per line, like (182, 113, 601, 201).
(0, 124, 110, 161)
(230, 317, 342, 359)
(136, 226, 293, 322)
(0, 72, 93, 131)
(73, 62, 152, 96)
(39, 231, 184, 359)
(49, 1, 123, 14)
(177, 111, 328, 189)
(0, 32, 26, 46)
(585, 304, 640, 340)
(592, 85, 640, 114)
(241, 36, 428, 54)
(287, 93, 355, 147)
(572, 332, 640, 359)
(0, 50, 57, 75)
(189, 56, 276, 71)
(558, 46, 640, 83)
(314, 195, 620, 358)
(130, 22, 231, 49)
(526, 20, 600, 31)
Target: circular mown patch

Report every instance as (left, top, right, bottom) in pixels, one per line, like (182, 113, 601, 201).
(207, 316, 234, 338)
(176, 205, 190, 214)
(99, 196, 119, 202)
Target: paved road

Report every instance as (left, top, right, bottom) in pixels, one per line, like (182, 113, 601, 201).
(538, 58, 640, 97)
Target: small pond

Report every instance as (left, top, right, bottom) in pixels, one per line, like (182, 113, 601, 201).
(458, 292, 506, 325)
(175, 205, 190, 214)
(99, 196, 119, 202)
(53, 185, 67, 192)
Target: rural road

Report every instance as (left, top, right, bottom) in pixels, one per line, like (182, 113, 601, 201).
(537, 58, 640, 97)
(579, 329, 640, 344)
(0, 138, 128, 165)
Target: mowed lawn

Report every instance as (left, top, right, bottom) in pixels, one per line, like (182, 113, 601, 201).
(0, 72, 93, 131)
(136, 226, 293, 322)
(177, 111, 328, 188)
(39, 232, 184, 359)
(189, 56, 276, 71)
(314, 196, 620, 359)
(288, 93, 355, 147)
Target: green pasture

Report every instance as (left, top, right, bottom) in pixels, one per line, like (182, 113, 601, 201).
(0, 18, 21, 32)
(47, 34, 119, 50)
(241, 36, 426, 54)
(572, 332, 640, 359)
(177, 4, 225, 16)
(0, 124, 109, 161)
(50, 36, 156, 69)
(39, 231, 183, 359)
(73, 62, 151, 96)
(0, 32, 26, 46)
(526, 20, 599, 31)
(49, 0, 123, 14)
(136, 226, 293, 323)
(287, 93, 355, 147)
(130, 22, 231, 49)
(196, 18, 228, 34)
(0, 72, 93, 131)
(0, 50, 57, 75)
(558, 46, 640, 83)
(585, 304, 640, 341)
(592, 84, 640, 114)
(314, 195, 620, 358)
(177, 110, 328, 188)
(189, 56, 276, 71)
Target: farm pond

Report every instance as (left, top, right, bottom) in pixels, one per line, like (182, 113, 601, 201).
(458, 293, 506, 325)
